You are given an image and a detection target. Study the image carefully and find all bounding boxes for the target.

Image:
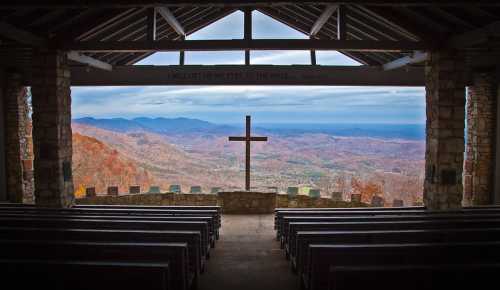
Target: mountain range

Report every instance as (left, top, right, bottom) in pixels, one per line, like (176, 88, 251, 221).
(73, 117, 425, 140)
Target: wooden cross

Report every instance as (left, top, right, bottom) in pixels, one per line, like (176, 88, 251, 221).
(228, 115, 268, 191)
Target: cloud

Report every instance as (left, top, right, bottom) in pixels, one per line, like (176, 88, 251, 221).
(71, 11, 425, 124)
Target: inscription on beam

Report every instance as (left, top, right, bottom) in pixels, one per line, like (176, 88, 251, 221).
(69, 65, 425, 86)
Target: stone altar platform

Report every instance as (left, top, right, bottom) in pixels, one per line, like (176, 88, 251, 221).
(217, 191, 276, 214)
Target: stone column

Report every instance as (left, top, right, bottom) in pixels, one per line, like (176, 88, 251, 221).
(0, 69, 6, 201)
(463, 71, 497, 206)
(495, 75, 500, 205)
(31, 50, 74, 208)
(424, 50, 466, 210)
(3, 71, 34, 203)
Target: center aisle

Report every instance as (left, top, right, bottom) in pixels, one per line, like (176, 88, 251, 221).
(198, 214, 299, 290)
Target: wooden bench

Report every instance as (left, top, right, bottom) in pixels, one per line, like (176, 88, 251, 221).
(287, 219, 500, 259)
(305, 241, 500, 290)
(0, 217, 211, 259)
(0, 206, 221, 238)
(0, 259, 171, 290)
(294, 227, 500, 277)
(0, 212, 217, 248)
(327, 263, 500, 290)
(281, 213, 500, 250)
(0, 240, 191, 290)
(275, 208, 500, 240)
(0, 226, 204, 275)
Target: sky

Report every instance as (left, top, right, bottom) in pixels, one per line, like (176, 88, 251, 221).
(71, 11, 425, 125)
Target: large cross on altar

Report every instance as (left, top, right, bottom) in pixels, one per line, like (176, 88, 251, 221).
(228, 115, 268, 191)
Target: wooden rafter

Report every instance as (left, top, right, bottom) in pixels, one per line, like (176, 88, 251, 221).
(310, 4, 338, 36)
(156, 6, 185, 36)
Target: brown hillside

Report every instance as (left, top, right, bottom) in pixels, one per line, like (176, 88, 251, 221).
(72, 132, 155, 196)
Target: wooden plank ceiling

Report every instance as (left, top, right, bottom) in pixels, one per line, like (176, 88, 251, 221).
(1, 2, 500, 68)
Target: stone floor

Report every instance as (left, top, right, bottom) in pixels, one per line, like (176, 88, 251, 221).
(198, 214, 300, 290)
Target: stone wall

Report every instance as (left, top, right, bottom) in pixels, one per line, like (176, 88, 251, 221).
(464, 71, 497, 206)
(76, 192, 368, 212)
(31, 50, 74, 207)
(424, 50, 466, 210)
(275, 194, 367, 208)
(218, 191, 276, 214)
(77, 193, 218, 206)
(0, 70, 5, 201)
(3, 71, 34, 203)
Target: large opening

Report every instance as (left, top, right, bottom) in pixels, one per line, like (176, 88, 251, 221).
(71, 84, 426, 206)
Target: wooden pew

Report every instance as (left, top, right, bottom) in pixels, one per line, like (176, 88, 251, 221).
(0, 212, 217, 248)
(0, 206, 221, 237)
(287, 219, 500, 260)
(275, 208, 500, 240)
(281, 213, 500, 250)
(328, 263, 500, 290)
(305, 241, 500, 290)
(0, 240, 191, 290)
(0, 259, 171, 290)
(0, 217, 211, 259)
(294, 227, 500, 277)
(0, 226, 204, 275)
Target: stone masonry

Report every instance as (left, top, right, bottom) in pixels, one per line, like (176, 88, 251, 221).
(464, 71, 497, 206)
(31, 50, 74, 208)
(3, 72, 34, 203)
(424, 50, 466, 210)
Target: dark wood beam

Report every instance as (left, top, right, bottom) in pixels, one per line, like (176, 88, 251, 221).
(3, 2, 500, 8)
(62, 39, 430, 52)
(65, 65, 425, 86)
(156, 6, 185, 36)
(0, 21, 46, 46)
(337, 5, 346, 40)
(449, 21, 500, 48)
(244, 7, 252, 65)
(146, 7, 156, 42)
(67, 51, 113, 71)
(382, 51, 427, 70)
(310, 4, 337, 36)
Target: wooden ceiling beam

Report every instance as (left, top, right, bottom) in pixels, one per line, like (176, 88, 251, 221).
(62, 39, 430, 52)
(65, 65, 425, 86)
(382, 50, 427, 70)
(67, 51, 113, 71)
(310, 4, 338, 36)
(156, 6, 185, 36)
(3, 2, 500, 9)
(0, 21, 46, 46)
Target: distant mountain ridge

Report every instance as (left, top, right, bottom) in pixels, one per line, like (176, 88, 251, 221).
(73, 117, 425, 140)
(74, 117, 237, 135)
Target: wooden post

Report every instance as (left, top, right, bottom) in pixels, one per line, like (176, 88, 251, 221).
(244, 8, 252, 65)
(147, 7, 156, 43)
(337, 5, 346, 40)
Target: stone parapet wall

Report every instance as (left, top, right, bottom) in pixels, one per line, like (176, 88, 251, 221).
(276, 194, 367, 208)
(76, 192, 368, 212)
(218, 191, 276, 214)
(76, 192, 218, 206)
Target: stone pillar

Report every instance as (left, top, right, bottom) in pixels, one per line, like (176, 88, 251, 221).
(463, 71, 497, 206)
(424, 50, 466, 210)
(3, 72, 34, 203)
(0, 70, 6, 201)
(495, 79, 500, 204)
(31, 50, 74, 208)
